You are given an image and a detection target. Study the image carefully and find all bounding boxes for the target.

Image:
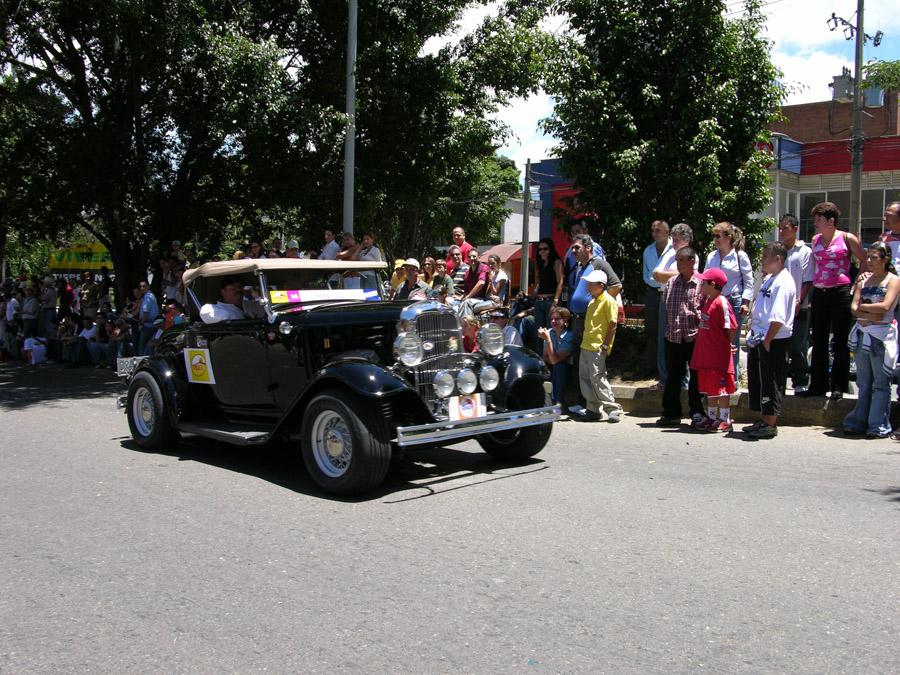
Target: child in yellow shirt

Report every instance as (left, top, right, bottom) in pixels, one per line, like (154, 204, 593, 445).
(576, 269, 623, 422)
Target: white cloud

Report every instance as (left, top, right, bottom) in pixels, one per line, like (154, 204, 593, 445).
(773, 48, 852, 104)
(493, 93, 554, 147)
(420, 1, 502, 56)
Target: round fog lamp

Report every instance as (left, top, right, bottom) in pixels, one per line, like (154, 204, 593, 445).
(394, 333, 424, 367)
(479, 366, 500, 391)
(279, 321, 293, 335)
(478, 323, 504, 356)
(433, 370, 455, 398)
(457, 368, 477, 395)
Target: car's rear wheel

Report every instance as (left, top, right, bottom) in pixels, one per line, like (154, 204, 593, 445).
(127, 371, 178, 451)
(477, 389, 552, 461)
(300, 389, 391, 496)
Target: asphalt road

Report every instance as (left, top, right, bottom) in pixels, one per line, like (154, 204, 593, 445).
(1, 363, 899, 673)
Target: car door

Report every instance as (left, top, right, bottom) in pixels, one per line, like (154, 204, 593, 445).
(186, 319, 276, 417)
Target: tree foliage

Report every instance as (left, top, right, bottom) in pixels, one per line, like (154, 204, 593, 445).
(1, 1, 549, 301)
(863, 60, 900, 92)
(543, 0, 785, 287)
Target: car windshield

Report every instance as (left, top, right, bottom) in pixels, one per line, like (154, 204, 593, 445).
(262, 267, 387, 311)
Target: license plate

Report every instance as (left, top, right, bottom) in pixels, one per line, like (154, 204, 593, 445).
(448, 393, 486, 421)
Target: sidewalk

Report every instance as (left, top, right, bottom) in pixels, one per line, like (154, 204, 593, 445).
(609, 381, 855, 426)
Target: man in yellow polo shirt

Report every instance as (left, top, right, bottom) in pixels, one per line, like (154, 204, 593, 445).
(576, 268, 623, 422)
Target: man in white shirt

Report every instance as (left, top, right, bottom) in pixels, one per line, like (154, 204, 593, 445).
(318, 229, 341, 260)
(62, 316, 99, 365)
(641, 219, 671, 377)
(778, 213, 814, 393)
(744, 242, 796, 439)
(200, 278, 247, 323)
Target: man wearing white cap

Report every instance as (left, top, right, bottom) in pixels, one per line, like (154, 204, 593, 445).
(284, 240, 301, 258)
(576, 268, 622, 422)
(395, 259, 429, 301)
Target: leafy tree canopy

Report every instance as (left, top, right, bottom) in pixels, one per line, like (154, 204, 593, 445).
(1, 1, 549, 301)
(543, 0, 785, 286)
(863, 59, 900, 92)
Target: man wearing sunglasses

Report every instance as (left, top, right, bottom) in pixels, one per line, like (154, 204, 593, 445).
(566, 233, 622, 412)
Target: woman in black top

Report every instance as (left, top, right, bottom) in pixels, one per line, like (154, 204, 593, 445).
(532, 237, 563, 330)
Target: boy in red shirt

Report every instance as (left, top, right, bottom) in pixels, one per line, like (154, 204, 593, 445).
(691, 268, 739, 432)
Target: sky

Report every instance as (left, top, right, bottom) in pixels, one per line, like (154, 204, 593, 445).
(425, 0, 900, 177)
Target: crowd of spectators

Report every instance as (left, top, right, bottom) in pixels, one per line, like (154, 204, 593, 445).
(5, 199, 899, 440)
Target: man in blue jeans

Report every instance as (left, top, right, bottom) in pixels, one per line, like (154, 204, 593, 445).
(136, 280, 160, 356)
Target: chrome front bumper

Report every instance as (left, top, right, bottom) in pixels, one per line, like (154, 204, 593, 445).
(394, 405, 561, 447)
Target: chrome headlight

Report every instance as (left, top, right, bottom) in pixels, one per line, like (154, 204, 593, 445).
(478, 323, 504, 356)
(433, 370, 455, 398)
(457, 368, 477, 395)
(394, 333, 424, 367)
(279, 321, 293, 335)
(479, 366, 500, 391)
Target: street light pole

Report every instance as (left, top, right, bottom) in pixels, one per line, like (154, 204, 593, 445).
(342, 0, 358, 237)
(849, 0, 865, 239)
(519, 159, 531, 294)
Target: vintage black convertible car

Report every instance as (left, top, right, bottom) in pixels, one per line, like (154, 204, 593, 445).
(117, 258, 559, 496)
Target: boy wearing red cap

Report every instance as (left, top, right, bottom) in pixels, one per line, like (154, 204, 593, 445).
(691, 267, 739, 432)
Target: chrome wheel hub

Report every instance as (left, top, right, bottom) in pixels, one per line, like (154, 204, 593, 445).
(311, 410, 353, 478)
(132, 388, 155, 437)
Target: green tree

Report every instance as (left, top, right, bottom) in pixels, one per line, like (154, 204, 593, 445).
(864, 60, 900, 92)
(543, 0, 784, 287)
(2, 1, 551, 301)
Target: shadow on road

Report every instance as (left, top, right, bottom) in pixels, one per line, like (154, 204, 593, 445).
(863, 485, 900, 506)
(0, 361, 120, 411)
(118, 434, 547, 503)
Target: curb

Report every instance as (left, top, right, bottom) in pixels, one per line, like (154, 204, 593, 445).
(610, 384, 853, 426)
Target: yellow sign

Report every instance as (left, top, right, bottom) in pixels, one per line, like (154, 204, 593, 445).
(49, 243, 114, 272)
(184, 348, 216, 385)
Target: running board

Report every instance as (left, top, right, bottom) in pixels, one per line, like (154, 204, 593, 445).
(177, 421, 272, 446)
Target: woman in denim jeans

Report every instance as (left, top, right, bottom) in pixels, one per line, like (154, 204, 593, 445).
(843, 243, 900, 439)
(538, 307, 575, 405)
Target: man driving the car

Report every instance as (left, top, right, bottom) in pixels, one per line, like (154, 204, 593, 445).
(200, 278, 247, 323)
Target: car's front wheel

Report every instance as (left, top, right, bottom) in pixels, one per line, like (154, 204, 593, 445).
(477, 389, 552, 461)
(126, 371, 178, 451)
(300, 389, 391, 496)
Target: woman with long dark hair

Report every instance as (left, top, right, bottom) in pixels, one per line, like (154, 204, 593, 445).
(843, 242, 900, 438)
(532, 237, 563, 329)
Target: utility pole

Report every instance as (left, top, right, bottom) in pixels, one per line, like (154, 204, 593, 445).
(342, 0, 358, 236)
(828, 2, 884, 239)
(849, 0, 865, 239)
(519, 159, 531, 294)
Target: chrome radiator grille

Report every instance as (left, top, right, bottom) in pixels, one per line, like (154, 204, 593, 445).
(413, 354, 468, 400)
(411, 310, 466, 400)
(415, 311, 462, 356)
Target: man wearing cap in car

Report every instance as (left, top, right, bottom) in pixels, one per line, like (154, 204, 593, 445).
(395, 259, 429, 301)
(489, 307, 524, 347)
(284, 240, 301, 259)
(575, 268, 623, 422)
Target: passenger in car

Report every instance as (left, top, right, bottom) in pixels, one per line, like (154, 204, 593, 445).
(200, 278, 247, 323)
(395, 259, 429, 301)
